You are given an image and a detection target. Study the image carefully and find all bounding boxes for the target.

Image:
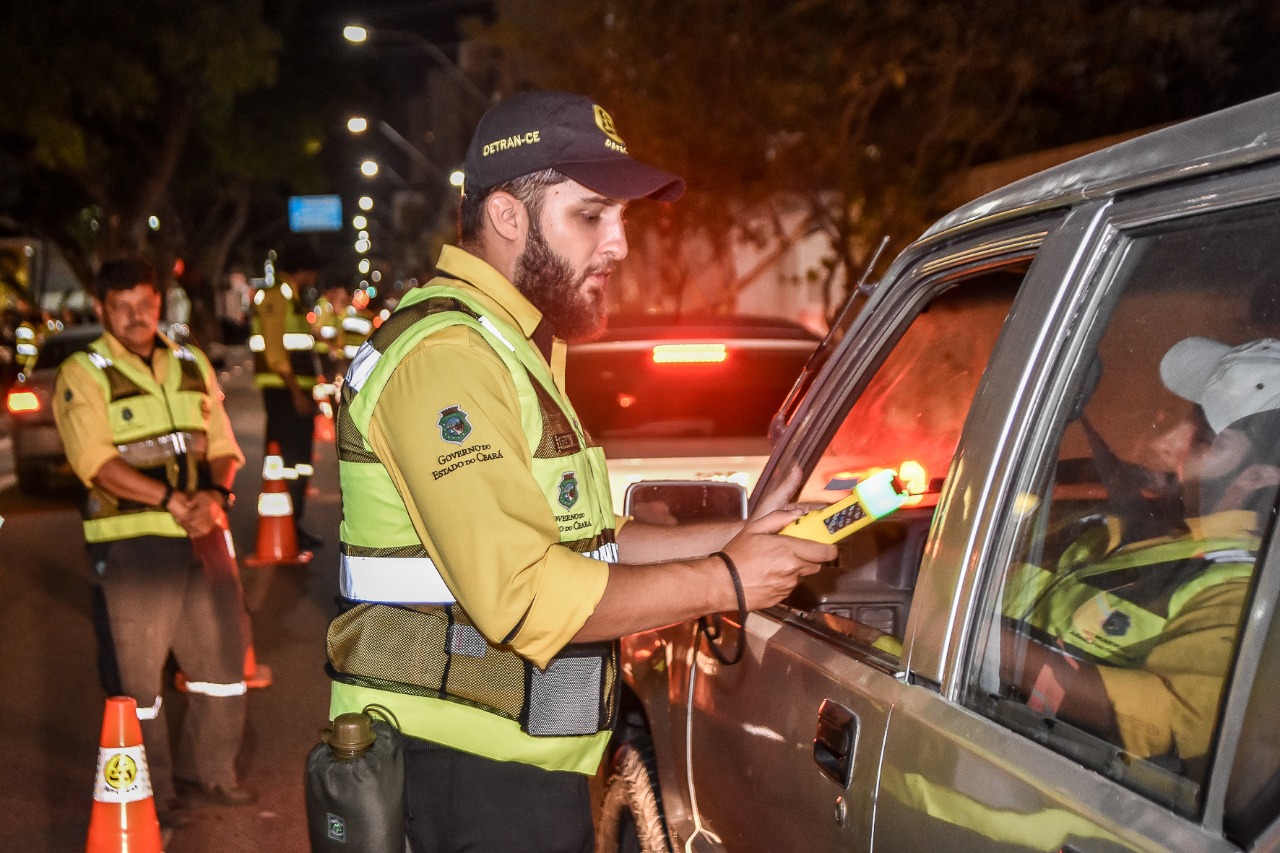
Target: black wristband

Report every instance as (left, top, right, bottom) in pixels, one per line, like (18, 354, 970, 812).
(157, 482, 174, 509)
(209, 484, 235, 507)
(712, 551, 747, 618)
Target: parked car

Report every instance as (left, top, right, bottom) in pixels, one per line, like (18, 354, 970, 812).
(599, 92, 1280, 852)
(566, 314, 820, 518)
(5, 324, 100, 493)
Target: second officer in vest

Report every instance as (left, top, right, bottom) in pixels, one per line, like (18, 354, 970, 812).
(326, 91, 834, 852)
(54, 258, 255, 826)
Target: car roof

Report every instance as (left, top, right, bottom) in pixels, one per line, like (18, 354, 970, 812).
(922, 91, 1280, 244)
(582, 314, 822, 344)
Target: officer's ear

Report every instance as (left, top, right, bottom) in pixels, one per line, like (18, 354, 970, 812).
(92, 298, 104, 323)
(485, 191, 527, 245)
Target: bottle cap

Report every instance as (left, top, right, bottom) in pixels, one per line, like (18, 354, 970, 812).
(322, 712, 377, 758)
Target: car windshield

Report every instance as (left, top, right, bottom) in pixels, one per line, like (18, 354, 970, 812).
(567, 330, 816, 441)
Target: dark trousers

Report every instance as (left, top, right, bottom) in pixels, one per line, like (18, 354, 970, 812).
(101, 534, 248, 806)
(403, 737, 593, 853)
(261, 386, 315, 524)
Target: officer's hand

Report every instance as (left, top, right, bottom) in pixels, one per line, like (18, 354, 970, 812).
(720, 466, 836, 611)
(291, 386, 316, 417)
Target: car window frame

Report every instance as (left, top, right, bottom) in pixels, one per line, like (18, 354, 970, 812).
(958, 158, 1280, 834)
(755, 215, 1061, 668)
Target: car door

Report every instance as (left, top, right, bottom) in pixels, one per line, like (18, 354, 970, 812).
(873, 160, 1280, 851)
(672, 222, 1047, 852)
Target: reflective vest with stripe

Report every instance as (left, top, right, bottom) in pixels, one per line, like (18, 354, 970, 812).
(249, 283, 318, 389)
(328, 283, 618, 738)
(1002, 533, 1257, 667)
(69, 338, 217, 543)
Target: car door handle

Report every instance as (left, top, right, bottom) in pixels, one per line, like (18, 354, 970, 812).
(813, 699, 858, 788)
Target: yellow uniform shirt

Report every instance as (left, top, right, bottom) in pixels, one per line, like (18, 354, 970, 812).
(54, 331, 243, 487)
(368, 246, 613, 666)
(1096, 511, 1255, 764)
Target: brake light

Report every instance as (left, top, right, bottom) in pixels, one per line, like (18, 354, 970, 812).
(7, 390, 41, 414)
(651, 343, 727, 364)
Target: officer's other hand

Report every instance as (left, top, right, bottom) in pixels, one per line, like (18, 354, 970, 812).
(291, 386, 316, 416)
(721, 466, 836, 611)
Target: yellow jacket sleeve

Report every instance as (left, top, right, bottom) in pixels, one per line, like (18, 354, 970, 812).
(52, 358, 118, 486)
(367, 325, 608, 669)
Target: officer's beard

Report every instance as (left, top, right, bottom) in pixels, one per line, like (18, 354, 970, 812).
(514, 215, 609, 344)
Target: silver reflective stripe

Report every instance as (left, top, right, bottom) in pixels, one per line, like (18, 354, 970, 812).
(583, 542, 619, 563)
(184, 680, 248, 697)
(477, 315, 516, 352)
(283, 332, 315, 351)
(340, 553, 456, 604)
(135, 696, 163, 720)
(345, 344, 381, 393)
(88, 351, 113, 369)
(116, 430, 208, 467)
(342, 316, 373, 334)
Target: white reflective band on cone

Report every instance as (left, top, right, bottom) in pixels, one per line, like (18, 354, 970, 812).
(93, 745, 154, 803)
(262, 454, 285, 480)
(341, 554, 457, 603)
(295, 463, 314, 477)
(135, 696, 163, 721)
(258, 492, 294, 517)
(183, 680, 248, 697)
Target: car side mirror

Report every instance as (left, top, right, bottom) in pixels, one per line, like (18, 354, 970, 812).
(623, 480, 748, 526)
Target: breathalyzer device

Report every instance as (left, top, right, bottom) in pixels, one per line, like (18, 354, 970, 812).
(780, 469, 909, 544)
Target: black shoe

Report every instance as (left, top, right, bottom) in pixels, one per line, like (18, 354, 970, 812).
(295, 526, 324, 548)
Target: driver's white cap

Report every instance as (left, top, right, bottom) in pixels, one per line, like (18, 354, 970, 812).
(1160, 337, 1280, 433)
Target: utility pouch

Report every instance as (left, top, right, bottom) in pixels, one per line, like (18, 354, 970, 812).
(521, 640, 618, 737)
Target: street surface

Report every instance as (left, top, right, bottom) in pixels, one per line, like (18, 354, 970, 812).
(0, 349, 345, 852)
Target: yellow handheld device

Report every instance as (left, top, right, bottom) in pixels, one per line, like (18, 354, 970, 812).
(780, 470, 909, 544)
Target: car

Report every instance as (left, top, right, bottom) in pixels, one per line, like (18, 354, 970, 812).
(597, 91, 1280, 853)
(565, 314, 820, 519)
(5, 324, 101, 493)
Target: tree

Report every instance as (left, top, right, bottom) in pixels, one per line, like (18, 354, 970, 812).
(469, 0, 1276, 317)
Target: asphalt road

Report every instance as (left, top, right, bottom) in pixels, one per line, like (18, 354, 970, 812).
(0, 350, 342, 852)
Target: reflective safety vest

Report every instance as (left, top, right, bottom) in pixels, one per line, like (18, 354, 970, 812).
(249, 282, 319, 389)
(339, 307, 374, 360)
(329, 283, 618, 738)
(312, 297, 342, 359)
(68, 338, 218, 543)
(1002, 533, 1258, 667)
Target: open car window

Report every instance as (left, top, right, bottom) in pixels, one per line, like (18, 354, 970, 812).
(785, 263, 1027, 660)
(967, 201, 1280, 819)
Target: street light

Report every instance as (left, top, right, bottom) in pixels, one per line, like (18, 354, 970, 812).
(358, 196, 374, 211)
(360, 159, 379, 177)
(343, 23, 491, 109)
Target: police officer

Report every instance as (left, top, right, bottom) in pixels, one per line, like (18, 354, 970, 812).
(1001, 336, 1280, 779)
(250, 254, 321, 545)
(53, 258, 255, 825)
(325, 91, 833, 852)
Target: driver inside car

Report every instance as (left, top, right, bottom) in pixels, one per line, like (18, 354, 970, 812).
(999, 336, 1280, 781)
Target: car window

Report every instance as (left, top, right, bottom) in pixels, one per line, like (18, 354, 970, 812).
(784, 263, 1027, 659)
(967, 202, 1280, 818)
(567, 340, 815, 440)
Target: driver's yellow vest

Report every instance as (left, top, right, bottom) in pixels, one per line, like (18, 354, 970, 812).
(68, 338, 218, 543)
(328, 284, 618, 740)
(1002, 534, 1257, 667)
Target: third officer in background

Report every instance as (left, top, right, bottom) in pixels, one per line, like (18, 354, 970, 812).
(250, 253, 322, 547)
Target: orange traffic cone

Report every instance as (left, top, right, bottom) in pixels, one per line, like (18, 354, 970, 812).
(244, 441, 313, 567)
(313, 384, 336, 444)
(242, 642, 273, 689)
(86, 696, 163, 853)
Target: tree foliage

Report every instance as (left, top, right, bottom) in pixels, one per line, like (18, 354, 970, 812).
(470, 0, 1276, 315)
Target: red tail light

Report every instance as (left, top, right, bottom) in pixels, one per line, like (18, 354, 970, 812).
(7, 389, 41, 414)
(651, 344, 728, 364)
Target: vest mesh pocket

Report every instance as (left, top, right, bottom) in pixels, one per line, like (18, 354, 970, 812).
(522, 641, 614, 737)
